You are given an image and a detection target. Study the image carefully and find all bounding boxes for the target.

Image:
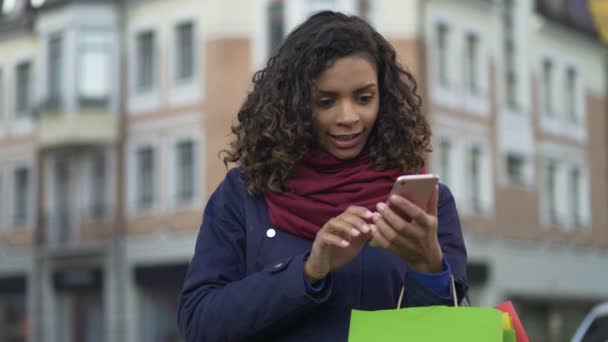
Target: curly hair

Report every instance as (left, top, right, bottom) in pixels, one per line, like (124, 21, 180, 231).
(222, 11, 432, 195)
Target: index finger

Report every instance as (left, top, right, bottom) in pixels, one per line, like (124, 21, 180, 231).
(345, 206, 374, 220)
(388, 195, 433, 228)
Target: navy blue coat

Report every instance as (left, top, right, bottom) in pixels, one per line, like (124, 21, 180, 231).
(178, 168, 468, 341)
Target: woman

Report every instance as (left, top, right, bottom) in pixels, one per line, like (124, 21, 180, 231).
(177, 11, 468, 341)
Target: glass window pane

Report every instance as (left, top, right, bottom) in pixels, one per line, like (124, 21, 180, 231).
(569, 168, 580, 227)
(137, 31, 155, 90)
(466, 34, 479, 94)
(91, 150, 106, 217)
(267, 0, 285, 54)
(437, 23, 449, 87)
(14, 167, 29, 226)
(0, 68, 4, 121)
(470, 146, 481, 212)
(439, 140, 451, 187)
(507, 154, 525, 185)
(565, 68, 577, 122)
(137, 147, 155, 209)
(79, 30, 111, 107)
(177, 141, 194, 203)
(543, 59, 553, 114)
(48, 34, 63, 107)
(15, 61, 31, 115)
(176, 22, 194, 80)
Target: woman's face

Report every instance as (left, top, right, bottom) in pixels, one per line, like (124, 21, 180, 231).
(311, 54, 379, 160)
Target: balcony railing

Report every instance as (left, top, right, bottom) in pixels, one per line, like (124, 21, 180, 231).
(43, 206, 116, 249)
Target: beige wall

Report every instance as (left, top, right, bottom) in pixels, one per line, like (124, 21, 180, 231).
(204, 37, 252, 195)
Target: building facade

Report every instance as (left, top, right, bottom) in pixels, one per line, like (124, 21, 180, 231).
(0, 0, 606, 341)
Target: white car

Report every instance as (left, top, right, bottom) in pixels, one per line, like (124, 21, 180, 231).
(571, 302, 608, 342)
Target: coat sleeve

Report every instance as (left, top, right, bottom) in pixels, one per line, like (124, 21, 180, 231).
(402, 183, 469, 307)
(177, 170, 331, 341)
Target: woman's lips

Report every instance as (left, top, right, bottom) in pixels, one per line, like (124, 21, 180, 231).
(328, 133, 362, 149)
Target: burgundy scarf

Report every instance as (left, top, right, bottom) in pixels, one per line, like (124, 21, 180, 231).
(264, 149, 404, 240)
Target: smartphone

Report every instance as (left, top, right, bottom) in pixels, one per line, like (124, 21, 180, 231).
(388, 174, 439, 213)
(370, 174, 439, 247)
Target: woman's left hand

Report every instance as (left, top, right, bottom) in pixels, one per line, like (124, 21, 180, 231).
(370, 185, 444, 273)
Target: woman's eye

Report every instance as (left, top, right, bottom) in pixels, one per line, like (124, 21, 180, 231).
(318, 98, 334, 108)
(357, 93, 374, 104)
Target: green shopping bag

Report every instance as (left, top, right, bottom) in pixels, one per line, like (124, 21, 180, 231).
(348, 275, 513, 341)
(348, 306, 506, 342)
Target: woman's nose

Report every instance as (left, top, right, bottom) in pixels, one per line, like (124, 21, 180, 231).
(336, 101, 360, 125)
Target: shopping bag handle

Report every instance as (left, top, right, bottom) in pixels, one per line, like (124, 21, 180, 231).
(397, 274, 466, 309)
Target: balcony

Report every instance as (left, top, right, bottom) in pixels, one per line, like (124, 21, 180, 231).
(42, 206, 117, 255)
(35, 97, 119, 149)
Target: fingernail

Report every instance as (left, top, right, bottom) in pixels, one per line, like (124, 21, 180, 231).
(341, 240, 350, 247)
(362, 223, 370, 232)
(376, 203, 387, 212)
(390, 195, 401, 203)
(351, 228, 360, 236)
(364, 210, 373, 218)
(370, 224, 378, 233)
(372, 212, 381, 221)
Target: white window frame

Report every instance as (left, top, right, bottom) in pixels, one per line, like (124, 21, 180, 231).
(83, 146, 115, 220)
(462, 141, 494, 217)
(538, 51, 587, 142)
(128, 140, 161, 215)
(538, 143, 590, 231)
(461, 26, 489, 116)
(539, 51, 560, 120)
(429, 15, 458, 108)
(168, 130, 204, 211)
(11, 54, 35, 136)
(253, 0, 377, 69)
(562, 61, 586, 141)
(128, 22, 161, 114)
(169, 13, 203, 107)
(8, 161, 35, 230)
(0, 66, 5, 138)
(502, 152, 533, 188)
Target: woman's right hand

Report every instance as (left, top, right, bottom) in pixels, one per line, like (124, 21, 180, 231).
(304, 206, 374, 283)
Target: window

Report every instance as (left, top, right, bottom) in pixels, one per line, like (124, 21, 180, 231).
(0, 294, 27, 342)
(308, 0, 336, 15)
(140, 288, 181, 342)
(0, 68, 4, 123)
(13, 167, 30, 226)
(439, 140, 452, 187)
(90, 149, 106, 217)
(506, 154, 525, 185)
(569, 168, 581, 227)
(176, 22, 195, 81)
(358, 0, 371, 21)
(136, 146, 155, 209)
(544, 160, 558, 225)
(436, 23, 449, 87)
(465, 33, 479, 94)
(267, 0, 285, 54)
(15, 61, 31, 116)
(503, 0, 518, 109)
(176, 140, 194, 204)
(47, 34, 63, 109)
(136, 31, 156, 91)
(565, 67, 577, 123)
(1, 0, 15, 14)
(78, 30, 111, 108)
(469, 146, 482, 212)
(542, 59, 554, 115)
(54, 158, 70, 240)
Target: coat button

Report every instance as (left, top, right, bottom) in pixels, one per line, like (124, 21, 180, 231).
(266, 228, 276, 238)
